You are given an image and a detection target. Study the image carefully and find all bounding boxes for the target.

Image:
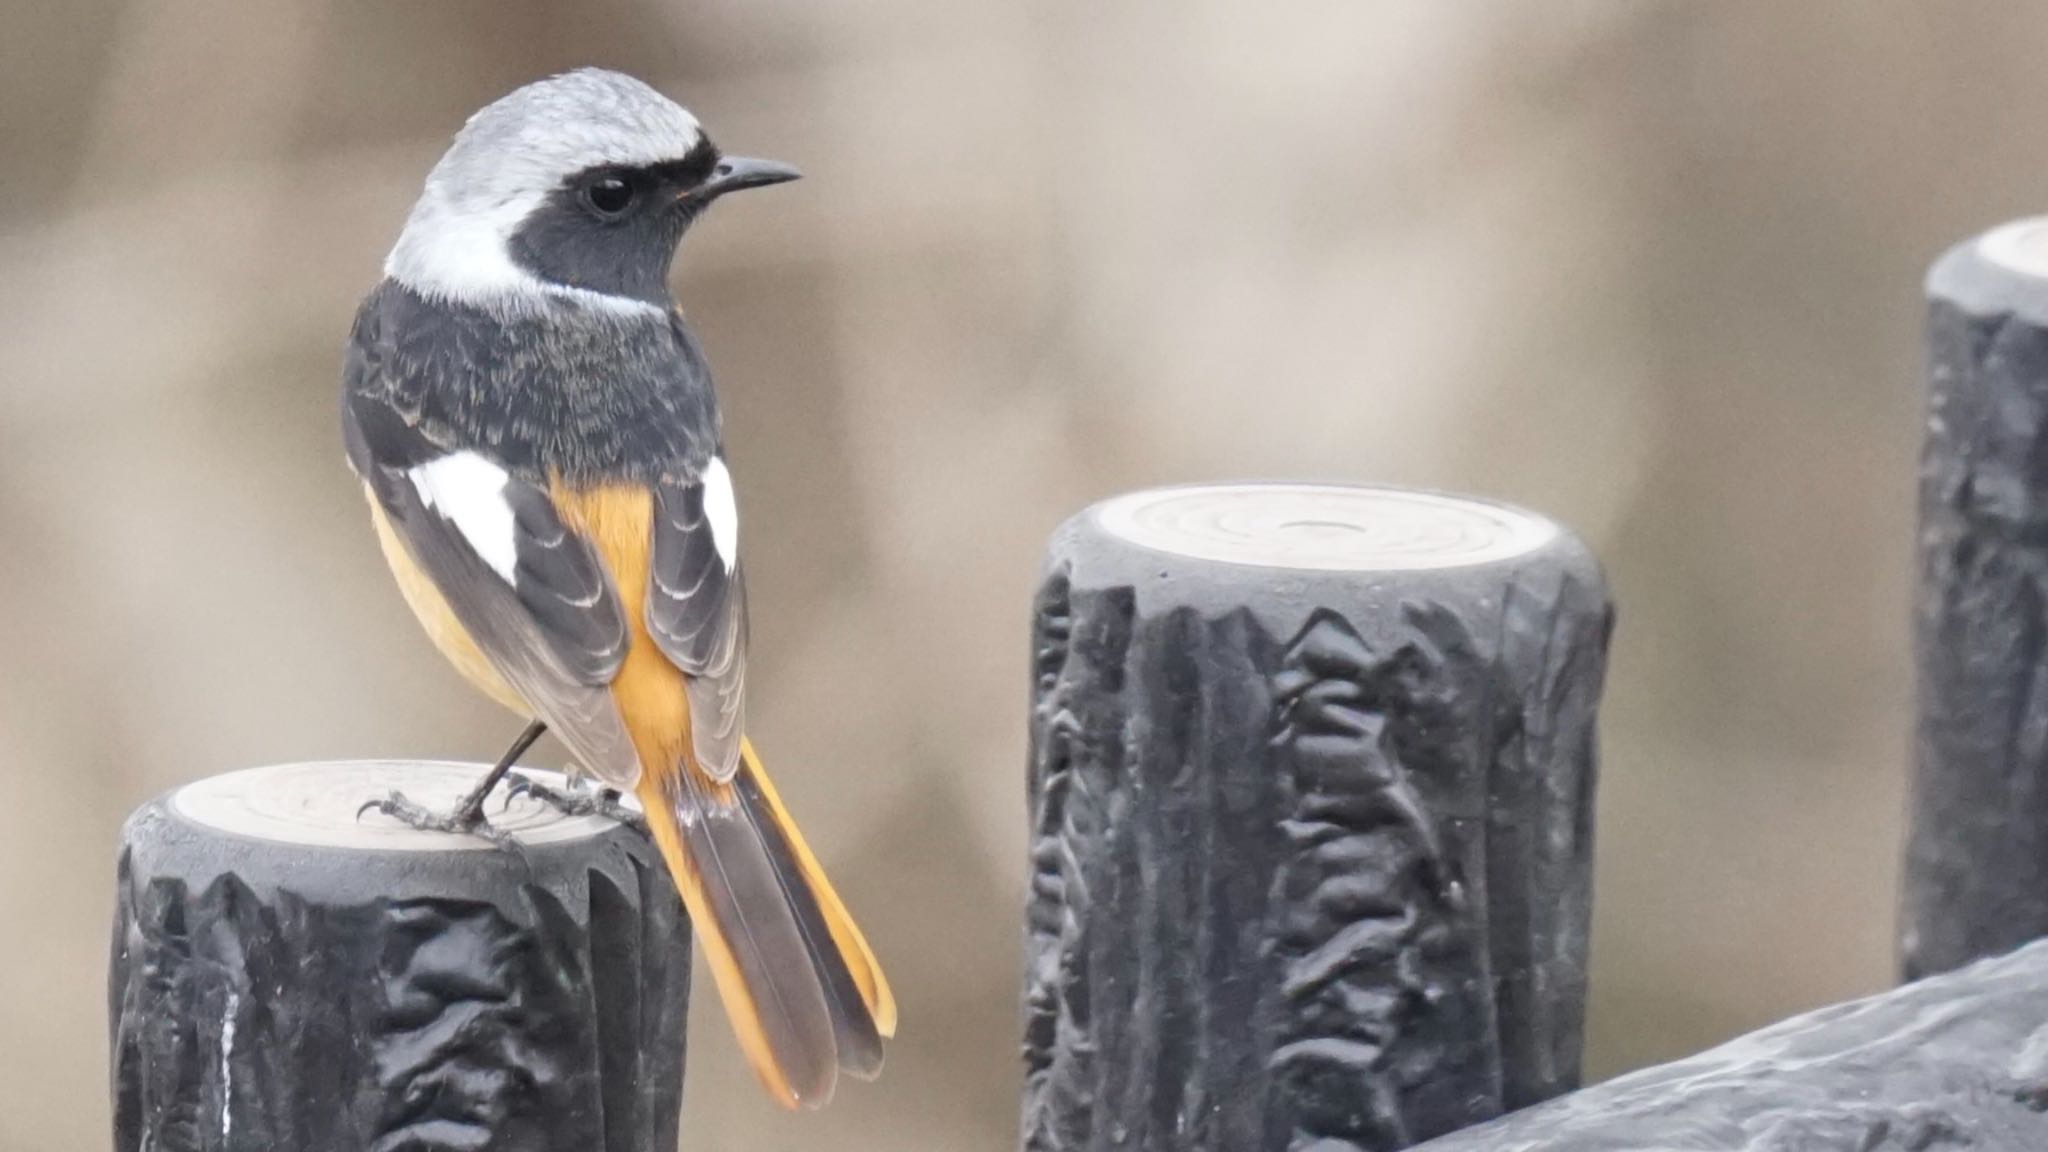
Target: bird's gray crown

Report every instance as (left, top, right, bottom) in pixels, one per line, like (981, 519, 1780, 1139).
(385, 69, 705, 315)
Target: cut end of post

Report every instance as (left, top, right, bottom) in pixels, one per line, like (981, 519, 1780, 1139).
(1028, 482, 1608, 1148)
(1091, 482, 1561, 572)
(173, 760, 637, 851)
(115, 761, 686, 1152)
(1977, 217, 2048, 279)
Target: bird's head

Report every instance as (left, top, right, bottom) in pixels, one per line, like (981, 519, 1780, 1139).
(385, 68, 798, 314)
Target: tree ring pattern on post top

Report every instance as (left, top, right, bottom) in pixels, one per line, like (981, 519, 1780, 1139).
(1093, 485, 1559, 573)
(111, 791, 688, 1152)
(1023, 476, 1611, 1152)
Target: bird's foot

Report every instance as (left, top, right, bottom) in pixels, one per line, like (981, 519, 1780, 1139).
(356, 791, 519, 849)
(504, 773, 648, 835)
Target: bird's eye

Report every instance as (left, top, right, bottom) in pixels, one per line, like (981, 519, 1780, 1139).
(583, 176, 636, 217)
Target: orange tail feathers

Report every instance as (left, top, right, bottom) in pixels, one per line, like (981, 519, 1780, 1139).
(737, 736, 897, 1040)
(633, 739, 892, 1110)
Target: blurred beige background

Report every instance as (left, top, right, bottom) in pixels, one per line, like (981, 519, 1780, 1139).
(0, 1, 2037, 1149)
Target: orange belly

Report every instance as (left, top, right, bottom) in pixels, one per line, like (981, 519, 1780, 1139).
(366, 489, 528, 715)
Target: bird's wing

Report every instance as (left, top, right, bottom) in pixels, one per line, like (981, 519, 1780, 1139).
(645, 458, 748, 780)
(343, 387, 643, 789)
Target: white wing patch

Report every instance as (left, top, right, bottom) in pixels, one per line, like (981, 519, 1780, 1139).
(411, 452, 519, 583)
(702, 456, 739, 569)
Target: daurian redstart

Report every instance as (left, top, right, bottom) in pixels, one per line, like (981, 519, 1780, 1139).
(340, 69, 894, 1109)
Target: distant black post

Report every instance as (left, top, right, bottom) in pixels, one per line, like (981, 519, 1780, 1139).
(1022, 484, 1613, 1152)
(1905, 218, 2048, 980)
(111, 760, 688, 1152)
(1406, 938, 2048, 1150)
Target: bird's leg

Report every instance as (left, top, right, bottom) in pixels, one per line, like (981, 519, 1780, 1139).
(357, 719, 549, 841)
(504, 770, 648, 835)
(453, 718, 550, 823)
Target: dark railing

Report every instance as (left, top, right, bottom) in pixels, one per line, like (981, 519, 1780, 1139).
(1020, 218, 2048, 1152)
(111, 218, 2048, 1152)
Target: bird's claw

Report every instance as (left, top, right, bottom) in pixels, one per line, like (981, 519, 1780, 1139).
(504, 772, 648, 835)
(356, 789, 520, 849)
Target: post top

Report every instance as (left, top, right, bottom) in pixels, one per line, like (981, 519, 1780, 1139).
(172, 760, 636, 851)
(1978, 217, 2048, 280)
(1091, 483, 1560, 572)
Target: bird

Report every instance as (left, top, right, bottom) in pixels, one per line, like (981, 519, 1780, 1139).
(339, 68, 894, 1110)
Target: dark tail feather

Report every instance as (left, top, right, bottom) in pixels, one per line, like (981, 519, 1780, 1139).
(636, 765, 839, 1109)
(634, 739, 894, 1109)
(733, 747, 888, 1078)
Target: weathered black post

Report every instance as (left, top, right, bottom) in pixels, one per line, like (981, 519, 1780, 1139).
(1022, 483, 1613, 1152)
(1406, 938, 2048, 1150)
(1904, 218, 2048, 980)
(111, 760, 688, 1152)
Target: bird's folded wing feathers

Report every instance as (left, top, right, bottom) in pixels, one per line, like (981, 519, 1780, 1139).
(647, 465, 747, 780)
(342, 389, 643, 789)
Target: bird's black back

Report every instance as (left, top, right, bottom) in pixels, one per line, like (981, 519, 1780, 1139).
(342, 279, 721, 485)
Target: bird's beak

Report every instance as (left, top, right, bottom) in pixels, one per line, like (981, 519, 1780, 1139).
(684, 156, 802, 205)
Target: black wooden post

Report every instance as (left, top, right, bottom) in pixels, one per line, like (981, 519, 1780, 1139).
(1405, 938, 2048, 1150)
(1022, 483, 1613, 1152)
(1904, 218, 2048, 980)
(110, 760, 688, 1152)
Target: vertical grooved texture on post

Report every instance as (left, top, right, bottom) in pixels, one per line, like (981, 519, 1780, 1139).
(110, 779, 688, 1152)
(1906, 222, 2048, 980)
(1020, 488, 1612, 1152)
